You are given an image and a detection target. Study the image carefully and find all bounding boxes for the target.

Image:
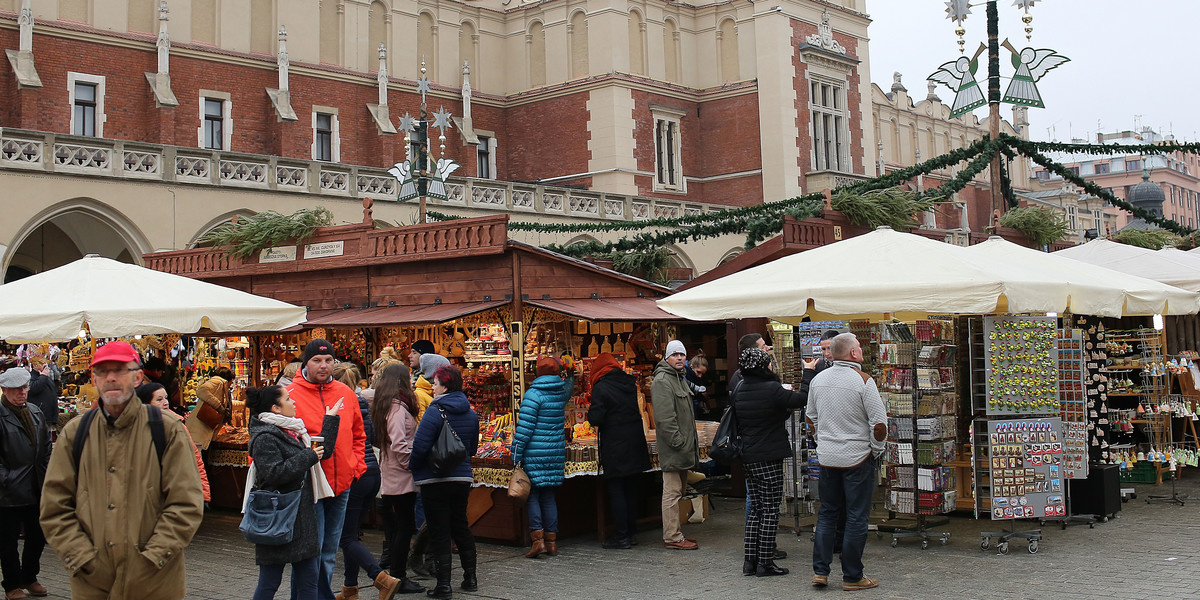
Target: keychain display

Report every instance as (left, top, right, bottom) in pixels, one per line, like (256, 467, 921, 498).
(987, 417, 1066, 520)
(1057, 328, 1089, 479)
(984, 316, 1059, 415)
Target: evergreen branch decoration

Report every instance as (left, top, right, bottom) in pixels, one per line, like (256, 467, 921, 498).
(197, 207, 334, 259)
(1111, 229, 1182, 250)
(1004, 136, 1196, 236)
(1019, 139, 1200, 157)
(998, 206, 1070, 247)
(832, 187, 943, 231)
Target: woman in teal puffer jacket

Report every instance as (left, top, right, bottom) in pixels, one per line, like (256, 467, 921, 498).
(511, 357, 572, 559)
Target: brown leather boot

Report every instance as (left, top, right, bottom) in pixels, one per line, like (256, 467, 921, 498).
(374, 571, 400, 600)
(545, 532, 558, 556)
(525, 530, 545, 559)
(334, 585, 358, 600)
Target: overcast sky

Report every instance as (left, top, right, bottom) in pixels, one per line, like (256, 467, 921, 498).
(865, 1, 1200, 143)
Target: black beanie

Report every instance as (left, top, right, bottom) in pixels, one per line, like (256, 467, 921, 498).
(302, 339, 336, 364)
(411, 340, 435, 355)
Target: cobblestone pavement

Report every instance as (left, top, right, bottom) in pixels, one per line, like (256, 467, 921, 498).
(27, 476, 1200, 599)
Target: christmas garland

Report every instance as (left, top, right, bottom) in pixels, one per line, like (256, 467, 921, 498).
(845, 137, 993, 195)
(1018, 139, 1200, 157)
(1005, 136, 1196, 236)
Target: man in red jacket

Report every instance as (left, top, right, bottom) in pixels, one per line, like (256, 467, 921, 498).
(287, 339, 366, 600)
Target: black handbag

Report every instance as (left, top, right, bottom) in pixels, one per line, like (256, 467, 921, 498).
(430, 404, 467, 474)
(708, 381, 743, 464)
(239, 487, 304, 545)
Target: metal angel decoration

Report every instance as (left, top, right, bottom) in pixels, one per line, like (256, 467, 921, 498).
(1001, 40, 1069, 108)
(928, 43, 987, 119)
(388, 160, 419, 202)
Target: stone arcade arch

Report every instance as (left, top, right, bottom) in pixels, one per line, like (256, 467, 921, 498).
(186, 210, 259, 249)
(4, 199, 150, 283)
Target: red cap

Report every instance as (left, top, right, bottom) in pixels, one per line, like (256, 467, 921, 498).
(91, 341, 141, 367)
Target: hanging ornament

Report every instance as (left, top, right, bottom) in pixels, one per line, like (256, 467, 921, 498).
(1012, 0, 1038, 40)
(944, 0, 971, 52)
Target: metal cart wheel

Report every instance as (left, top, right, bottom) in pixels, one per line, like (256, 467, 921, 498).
(1060, 522, 1067, 530)
(1089, 522, 1095, 529)
(921, 539, 928, 550)
(940, 536, 949, 546)
(980, 537, 990, 550)
(1102, 516, 1110, 523)
(890, 537, 898, 548)
(998, 541, 1010, 555)
(1028, 540, 1039, 554)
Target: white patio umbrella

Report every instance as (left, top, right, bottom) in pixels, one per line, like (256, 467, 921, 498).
(1053, 239, 1200, 292)
(657, 227, 1008, 321)
(0, 255, 307, 342)
(963, 237, 1199, 317)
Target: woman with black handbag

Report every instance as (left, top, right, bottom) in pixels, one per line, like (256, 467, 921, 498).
(410, 365, 479, 599)
(245, 385, 342, 600)
(733, 347, 805, 578)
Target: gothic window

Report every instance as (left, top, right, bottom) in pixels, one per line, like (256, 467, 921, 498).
(651, 106, 685, 192)
(810, 79, 848, 172)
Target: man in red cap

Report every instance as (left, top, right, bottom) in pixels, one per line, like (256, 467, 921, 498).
(40, 341, 204, 600)
(287, 339, 366, 600)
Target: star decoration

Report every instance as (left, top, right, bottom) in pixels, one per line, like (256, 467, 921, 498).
(397, 112, 416, 134)
(945, 0, 971, 24)
(432, 106, 453, 132)
(416, 76, 431, 103)
(1012, 0, 1038, 10)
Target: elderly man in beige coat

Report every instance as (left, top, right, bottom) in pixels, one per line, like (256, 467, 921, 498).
(41, 342, 204, 600)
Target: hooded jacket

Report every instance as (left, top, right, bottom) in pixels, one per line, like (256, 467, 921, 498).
(512, 375, 572, 487)
(588, 370, 651, 478)
(40, 400, 204, 600)
(650, 359, 698, 472)
(411, 391, 478, 485)
(734, 369, 805, 463)
(413, 375, 434, 422)
(287, 374, 366, 496)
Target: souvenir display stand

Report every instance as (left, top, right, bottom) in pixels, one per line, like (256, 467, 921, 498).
(769, 321, 817, 533)
(1041, 327, 1095, 528)
(879, 320, 956, 549)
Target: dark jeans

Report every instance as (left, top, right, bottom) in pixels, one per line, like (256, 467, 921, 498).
(381, 493, 417, 578)
(254, 556, 319, 600)
(526, 486, 558, 532)
(604, 475, 639, 541)
(422, 482, 476, 567)
(812, 457, 877, 583)
(0, 505, 45, 592)
(340, 470, 383, 586)
(295, 489, 350, 600)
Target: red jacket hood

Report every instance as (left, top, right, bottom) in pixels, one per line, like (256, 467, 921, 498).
(287, 375, 366, 495)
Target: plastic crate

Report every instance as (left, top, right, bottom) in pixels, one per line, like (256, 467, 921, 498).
(1119, 462, 1171, 484)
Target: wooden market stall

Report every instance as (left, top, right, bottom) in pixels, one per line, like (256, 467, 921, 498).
(145, 214, 705, 543)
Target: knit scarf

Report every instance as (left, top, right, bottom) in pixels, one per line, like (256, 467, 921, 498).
(589, 353, 623, 389)
(242, 412, 334, 514)
(1, 397, 35, 444)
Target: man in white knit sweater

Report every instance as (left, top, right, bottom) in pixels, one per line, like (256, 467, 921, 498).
(805, 333, 887, 592)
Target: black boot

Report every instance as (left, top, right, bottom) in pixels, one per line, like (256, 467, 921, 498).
(391, 538, 426, 594)
(410, 526, 432, 577)
(755, 560, 789, 577)
(425, 554, 453, 599)
(459, 548, 478, 592)
(742, 559, 757, 576)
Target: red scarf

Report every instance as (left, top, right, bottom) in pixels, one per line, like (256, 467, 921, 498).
(589, 353, 622, 388)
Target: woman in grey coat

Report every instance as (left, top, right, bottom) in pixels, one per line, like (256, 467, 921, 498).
(245, 385, 341, 600)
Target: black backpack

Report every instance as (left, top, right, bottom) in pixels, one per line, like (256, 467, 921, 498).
(72, 405, 167, 481)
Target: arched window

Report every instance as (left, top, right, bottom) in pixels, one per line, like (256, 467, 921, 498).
(417, 12, 436, 76)
(528, 21, 546, 87)
(368, 1, 388, 70)
(663, 19, 679, 83)
(718, 18, 737, 82)
(250, 0, 273, 55)
(569, 11, 588, 79)
(459, 20, 478, 80)
(628, 10, 645, 75)
(319, 0, 341, 64)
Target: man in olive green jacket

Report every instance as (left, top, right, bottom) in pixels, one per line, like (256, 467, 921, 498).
(651, 340, 699, 550)
(41, 342, 204, 600)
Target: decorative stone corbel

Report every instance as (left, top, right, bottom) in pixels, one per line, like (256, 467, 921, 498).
(366, 44, 396, 134)
(265, 26, 298, 121)
(5, 0, 42, 88)
(144, 1, 179, 107)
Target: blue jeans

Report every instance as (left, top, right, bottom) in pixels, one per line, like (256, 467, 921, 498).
(255, 556, 319, 600)
(414, 492, 425, 529)
(527, 486, 559, 532)
(293, 489, 350, 600)
(812, 457, 877, 583)
(341, 471, 382, 586)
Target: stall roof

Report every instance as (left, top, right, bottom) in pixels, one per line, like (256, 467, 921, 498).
(525, 297, 682, 321)
(304, 301, 508, 327)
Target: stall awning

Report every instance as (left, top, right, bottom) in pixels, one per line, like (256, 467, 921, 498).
(525, 297, 681, 321)
(304, 300, 507, 327)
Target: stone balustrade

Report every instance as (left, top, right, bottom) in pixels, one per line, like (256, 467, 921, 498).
(0, 128, 718, 224)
